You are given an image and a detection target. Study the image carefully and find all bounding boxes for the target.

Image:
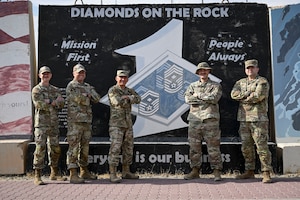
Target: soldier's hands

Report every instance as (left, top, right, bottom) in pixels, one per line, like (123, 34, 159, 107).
(44, 99, 51, 104)
(121, 95, 128, 100)
(243, 91, 251, 98)
(122, 95, 134, 103)
(193, 93, 204, 99)
(128, 95, 134, 101)
(82, 93, 91, 98)
(51, 96, 64, 106)
(56, 96, 64, 102)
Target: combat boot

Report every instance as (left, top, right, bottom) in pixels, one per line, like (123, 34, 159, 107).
(213, 169, 222, 181)
(235, 170, 255, 179)
(69, 168, 85, 184)
(122, 165, 139, 179)
(33, 169, 45, 185)
(79, 166, 97, 180)
(49, 166, 67, 181)
(109, 165, 121, 183)
(262, 171, 272, 183)
(184, 167, 200, 180)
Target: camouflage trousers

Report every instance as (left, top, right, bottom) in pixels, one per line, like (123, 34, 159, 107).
(66, 122, 91, 169)
(239, 121, 272, 171)
(33, 127, 61, 169)
(188, 118, 222, 170)
(108, 127, 134, 167)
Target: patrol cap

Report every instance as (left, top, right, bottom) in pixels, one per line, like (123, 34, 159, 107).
(116, 70, 129, 77)
(245, 59, 258, 68)
(195, 62, 212, 74)
(73, 64, 86, 72)
(39, 66, 51, 74)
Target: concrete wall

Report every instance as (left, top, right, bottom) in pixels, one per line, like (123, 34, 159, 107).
(277, 143, 300, 174)
(0, 140, 30, 175)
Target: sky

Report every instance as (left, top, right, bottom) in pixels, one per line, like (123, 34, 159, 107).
(29, 0, 300, 54)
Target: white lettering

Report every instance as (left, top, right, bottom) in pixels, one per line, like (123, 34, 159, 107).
(149, 154, 157, 163)
(99, 155, 108, 165)
(135, 151, 146, 163)
(165, 8, 173, 18)
(220, 7, 229, 17)
(201, 7, 211, 18)
(142, 8, 152, 18)
(61, 40, 97, 49)
(105, 7, 115, 18)
(182, 8, 190, 17)
(208, 52, 246, 62)
(211, 7, 220, 17)
(71, 8, 80, 17)
(152, 8, 162, 18)
(164, 8, 190, 18)
(148, 154, 172, 163)
(88, 155, 93, 163)
(87, 152, 232, 166)
(71, 7, 140, 18)
(175, 151, 190, 163)
(193, 7, 229, 18)
(208, 39, 244, 50)
(84, 8, 94, 17)
(71, 6, 229, 19)
(222, 154, 231, 162)
(87, 155, 108, 165)
(67, 53, 90, 61)
(142, 8, 162, 18)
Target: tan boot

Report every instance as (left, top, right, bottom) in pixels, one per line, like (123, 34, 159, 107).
(109, 165, 121, 183)
(262, 171, 272, 183)
(213, 169, 222, 181)
(69, 168, 85, 184)
(235, 170, 255, 179)
(184, 167, 200, 180)
(79, 166, 97, 180)
(33, 169, 45, 185)
(49, 166, 67, 181)
(122, 165, 139, 179)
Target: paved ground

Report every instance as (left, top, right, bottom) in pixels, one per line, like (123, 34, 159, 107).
(1, 174, 300, 200)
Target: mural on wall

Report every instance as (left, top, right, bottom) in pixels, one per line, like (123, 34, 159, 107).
(38, 3, 272, 141)
(0, 1, 34, 137)
(100, 19, 221, 137)
(271, 3, 300, 143)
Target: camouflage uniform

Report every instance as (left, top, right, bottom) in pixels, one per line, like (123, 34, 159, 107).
(108, 85, 141, 167)
(231, 75, 272, 172)
(184, 78, 223, 170)
(66, 80, 100, 169)
(32, 83, 64, 169)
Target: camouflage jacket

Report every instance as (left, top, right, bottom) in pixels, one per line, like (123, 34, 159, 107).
(231, 75, 269, 122)
(32, 83, 64, 127)
(66, 80, 100, 123)
(184, 79, 222, 122)
(108, 85, 141, 128)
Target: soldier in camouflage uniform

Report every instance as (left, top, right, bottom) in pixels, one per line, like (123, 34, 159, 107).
(231, 59, 272, 183)
(108, 69, 141, 183)
(66, 64, 101, 184)
(32, 66, 66, 185)
(184, 62, 223, 181)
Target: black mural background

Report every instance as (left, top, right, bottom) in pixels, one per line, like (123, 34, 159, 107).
(38, 3, 273, 142)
